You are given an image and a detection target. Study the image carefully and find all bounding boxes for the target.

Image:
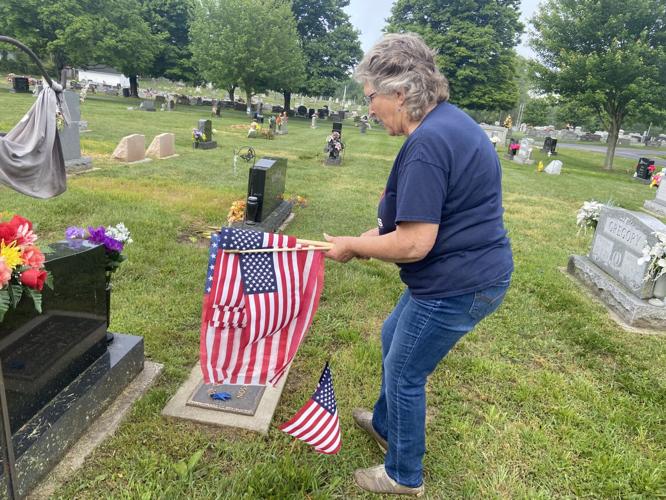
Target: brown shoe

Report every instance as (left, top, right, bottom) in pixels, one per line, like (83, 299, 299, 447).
(352, 408, 388, 454)
(354, 464, 424, 496)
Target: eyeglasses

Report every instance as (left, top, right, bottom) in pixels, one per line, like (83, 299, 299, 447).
(363, 92, 377, 105)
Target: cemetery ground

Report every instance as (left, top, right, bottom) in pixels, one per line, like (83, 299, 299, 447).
(0, 90, 665, 498)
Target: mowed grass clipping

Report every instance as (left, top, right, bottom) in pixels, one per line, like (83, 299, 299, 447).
(0, 88, 664, 498)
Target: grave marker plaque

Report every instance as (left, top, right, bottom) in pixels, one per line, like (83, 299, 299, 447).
(589, 207, 665, 299)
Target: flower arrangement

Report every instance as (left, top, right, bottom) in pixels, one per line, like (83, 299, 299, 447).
(576, 200, 604, 234)
(0, 214, 52, 321)
(192, 129, 207, 143)
(650, 168, 665, 188)
(503, 115, 513, 129)
(65, 223, 132, 279)
(638, 231, 666, 281)
(227, 199, 246, 224)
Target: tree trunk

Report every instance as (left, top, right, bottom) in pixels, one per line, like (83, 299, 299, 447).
(604, 116, 620, 170)
(283, 91, 291, 112)
(246, 89, 253, 115)
(129, 75, 139, 98)
(227, 84, 236, 103)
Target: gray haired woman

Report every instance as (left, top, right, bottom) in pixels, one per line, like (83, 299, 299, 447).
(324, 33, 513, 496)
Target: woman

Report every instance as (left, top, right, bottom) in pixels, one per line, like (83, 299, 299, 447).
(324, 33, 513, 496)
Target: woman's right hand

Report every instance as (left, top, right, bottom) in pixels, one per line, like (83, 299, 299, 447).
(360, 227, 379, 238)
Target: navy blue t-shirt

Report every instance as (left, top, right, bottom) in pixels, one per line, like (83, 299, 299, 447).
(377, 101, 513, 298)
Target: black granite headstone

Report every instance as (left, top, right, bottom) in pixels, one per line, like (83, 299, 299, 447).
(297, 105, 307, 117)
(0, 240, 144, 496)
(636, 158, 654, 180)
(12, 78, 29, 93)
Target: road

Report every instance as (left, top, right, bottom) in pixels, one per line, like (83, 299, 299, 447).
(557, 143, 666, 167)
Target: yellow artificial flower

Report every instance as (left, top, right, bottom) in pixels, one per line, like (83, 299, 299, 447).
(0, 241, 22, 270)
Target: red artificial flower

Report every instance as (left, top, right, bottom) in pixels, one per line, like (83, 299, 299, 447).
(20, 268, 47, 291)
(8, 215, 32, 232)
(22, 245, 45, 269)
(0, 223, 17, 244)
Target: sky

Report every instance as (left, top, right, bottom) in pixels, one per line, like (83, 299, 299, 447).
(344, 0, 541, 59)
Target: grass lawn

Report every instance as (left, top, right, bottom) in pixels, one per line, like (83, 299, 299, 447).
(1, 89, 665, 499)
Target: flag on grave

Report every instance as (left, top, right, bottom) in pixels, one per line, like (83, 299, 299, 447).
(200, 227, 325, 385)
(279, 363, 341, 454)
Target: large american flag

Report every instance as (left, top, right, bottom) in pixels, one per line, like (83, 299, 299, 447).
(279, 363, 341, 454)
(200, 227, 325, 386)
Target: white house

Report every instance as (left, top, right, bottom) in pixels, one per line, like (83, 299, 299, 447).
(76, 66, 129, 87)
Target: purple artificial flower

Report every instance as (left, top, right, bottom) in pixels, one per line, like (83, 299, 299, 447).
(65, 226, 86, 239)
(87, 226, 107, 245)
(102, 236, 123, 253)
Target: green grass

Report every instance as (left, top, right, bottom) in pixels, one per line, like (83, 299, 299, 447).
(1, 89, 665, 499)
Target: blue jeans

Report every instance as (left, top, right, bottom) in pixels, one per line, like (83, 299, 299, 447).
(371, 275, 510, 487)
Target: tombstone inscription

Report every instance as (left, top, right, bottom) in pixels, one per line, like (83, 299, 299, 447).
(568, 206, 666, 328)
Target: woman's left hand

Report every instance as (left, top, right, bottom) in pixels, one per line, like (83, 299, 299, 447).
(323, 233, 356, 262)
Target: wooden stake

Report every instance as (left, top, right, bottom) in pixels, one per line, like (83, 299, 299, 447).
(225, 245, 331, 255)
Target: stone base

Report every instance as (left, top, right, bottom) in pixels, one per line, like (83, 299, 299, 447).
(162, 364, 290, 435)
(567, 255, 666, 329)
(193, 141, 217, 150)
(325, 158, 342, 166)
(643, 200, 666, 217)
(633, 177, 651, 184)
(13, 333, 144, 497)
(231, 200, 294, 234)
(65, 157, 93, 174)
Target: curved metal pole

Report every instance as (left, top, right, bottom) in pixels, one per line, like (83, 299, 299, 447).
(0, 35, 54, 88)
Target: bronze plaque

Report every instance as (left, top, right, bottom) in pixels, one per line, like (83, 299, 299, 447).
(187, 382, 265, 416)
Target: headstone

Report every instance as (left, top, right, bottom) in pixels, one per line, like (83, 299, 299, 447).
(589, 208, 663, 298)
(634, 158, 654, 183)
(12, 77, 29, 93)
(568, 207, 666, 328)
(112, 134, 146, 162)
(0, 240, 144, 495)
(155, 95, 166, 106)
(59, 90, 93, 172)
(122, 88, 131, 98)
(480, 125, 507, 147)
(308, 108, 315, 118)
(542, 137, 558, 155)
(311, 115, 317, 129)
(513, 138, 534, 165)
(193, 119, 217, 150)
(140, 100, 156, 112)
(297, 105, 307, 117)
(644, 180, 666, 217)
(146, 133, 176, 159)
(359, 120, 368, 134)
(241, 157, 293, 232)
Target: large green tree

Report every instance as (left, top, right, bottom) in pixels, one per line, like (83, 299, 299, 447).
(191, 0, 305, 109)
(140, 0, 197, 83)
(0, 0, 159, 96)
(530, 0, 666, 169)
(288, 0, 362, 109)
(386, 0, 523, 111)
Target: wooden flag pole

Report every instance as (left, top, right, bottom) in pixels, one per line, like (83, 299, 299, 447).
(225, 244, 332, 255)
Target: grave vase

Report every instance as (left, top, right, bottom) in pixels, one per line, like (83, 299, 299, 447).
(653, 274, 666, 299)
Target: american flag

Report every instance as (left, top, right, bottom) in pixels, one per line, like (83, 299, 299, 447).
(200, 227, 325, 386)
(279, 363, 341, 454)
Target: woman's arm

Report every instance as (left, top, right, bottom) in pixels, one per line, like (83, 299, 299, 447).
(324, 222, 438, 263)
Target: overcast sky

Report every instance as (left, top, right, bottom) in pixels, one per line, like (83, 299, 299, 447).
(344, 0, 541, 59)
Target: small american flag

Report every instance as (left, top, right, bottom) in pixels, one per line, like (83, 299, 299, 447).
(279, 363, 341, 454)
(200, 227, 325, 386)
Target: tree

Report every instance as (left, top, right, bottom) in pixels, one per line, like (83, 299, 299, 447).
(191, 0, 305, 110)
(530, 0, 666, 169)
(522, 97, 556, 127)
(289, 0, 362, 109)
(140, 0, 198, 83)
(386, 0, 523, 111)
(0, 0, 159, 95)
